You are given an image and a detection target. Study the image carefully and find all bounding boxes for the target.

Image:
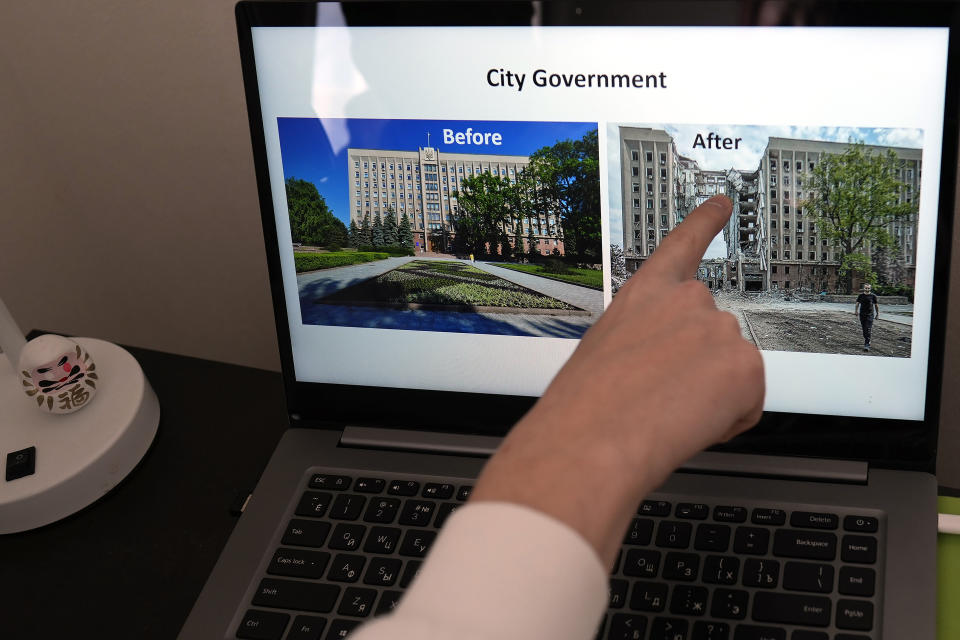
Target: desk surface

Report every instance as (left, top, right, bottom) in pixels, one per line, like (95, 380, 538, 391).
(0, 344, 288, 640)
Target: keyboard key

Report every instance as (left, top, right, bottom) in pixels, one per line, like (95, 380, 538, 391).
(624, 518, 654, 545)
(843, 515, 879, 533)
(309, 474, 351, 491)
(287, 615, 327, 640)
(743, 559, 780, 588)
(608, 613, 648, 639)
(267, 548, 330, 579)
(772, 530, 836, 561)
(624, 549, 661, 578)
(327, 554, 365, 582)
(752, 592, 831, 627)
(838, 566, 876, 597)
(833, 635, 870, 640)
(324, 619, 358, 639)
(329, 494, 366, 521)
(640, 500, 672, 517)
(399, 500, 437, 526)
(609, 578, 628, 609)
(650, 617, 688, 640)
(710, 588, 747, 620)
(836, 599, 874, 631)
(732, 625, 785, 640)
(841, 535, 877, 564)
(670, 585, 709, 616)
(282, 519, 331, 548)
(329, 524, 366, 551)
(676, 503, 710, 520)
(353, 477, 385, 493)
(456, 485, 472, 501)
(790, 632, 827, 640)
(703, 556, 739, 585)
(733, 527, 769, 555)
(695, 524, 731, 552)
(388, 480, 420, 496)
(422, 483, 454, 499)
(789, 512, 838, 530)
(363, 557, 402, 586)
(399, 529, 436, 557)
(363, 526, 400, 554)
(400, 560, 422, 588)
(656, 521, 693, 548)
(434, 502, 460, 528)
(374, 591, 403, 616)
(338, 587, 376, 617)
(663, 552, 699, 581)
(751, 509, 786, 526)
(782, 561, 833, 593)
(252, 578, 340, 613)
(629, 581, 667, 612)
(713, 506, 747, 523)
(363, 498, 400, 524)
(237, 609, 289, 639)
(692, 620, 730, 640)
(296, 492, 333, 518)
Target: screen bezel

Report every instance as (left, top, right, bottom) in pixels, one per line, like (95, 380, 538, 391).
(236, 0, 959, 473)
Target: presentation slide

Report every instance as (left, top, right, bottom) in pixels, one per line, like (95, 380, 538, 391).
(252, 25, 948, 420)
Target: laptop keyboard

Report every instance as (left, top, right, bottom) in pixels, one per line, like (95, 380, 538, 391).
(235, 471, 883, 640)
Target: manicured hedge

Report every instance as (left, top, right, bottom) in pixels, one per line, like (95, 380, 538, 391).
(357, 245, 415, 257)
(294, 252, 389, 272)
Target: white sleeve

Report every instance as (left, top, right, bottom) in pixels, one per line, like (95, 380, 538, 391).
(349, 501, 608, 640)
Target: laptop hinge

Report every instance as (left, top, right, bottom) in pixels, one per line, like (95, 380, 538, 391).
(339, 427, 870, 484)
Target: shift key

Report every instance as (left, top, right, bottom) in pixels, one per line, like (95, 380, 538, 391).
(772, 530, 836, 560)
(252, 578, 340, 613)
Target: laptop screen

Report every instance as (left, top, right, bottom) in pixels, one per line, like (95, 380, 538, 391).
(242, 4, 952, 427)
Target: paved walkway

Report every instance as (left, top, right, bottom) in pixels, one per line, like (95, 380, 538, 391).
(295, 256, 602, 338)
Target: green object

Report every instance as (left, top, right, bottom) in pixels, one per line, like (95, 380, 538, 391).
(939, 496, 960, 640)
(293, 251, 388, 272)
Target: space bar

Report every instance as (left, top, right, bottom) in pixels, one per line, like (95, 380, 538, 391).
(752, 592, 832, 627)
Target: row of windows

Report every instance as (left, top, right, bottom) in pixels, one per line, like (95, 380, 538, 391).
(633, 214, 670, 226)
(769, 155, 918, 180)
(631, 167, 669, 179)
(633, 198, 670, 210)
(770, 250, 832, 261)
(353, 159, 527, 175)
(630, 150, 668, 165)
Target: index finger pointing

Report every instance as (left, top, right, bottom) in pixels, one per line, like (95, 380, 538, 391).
(642, 195, 733, 282)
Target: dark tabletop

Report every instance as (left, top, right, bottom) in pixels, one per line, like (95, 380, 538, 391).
(1, 340, 288, 640)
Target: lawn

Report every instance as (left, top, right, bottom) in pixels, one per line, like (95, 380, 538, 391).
(317, 260, 580, 311)
(494, 263, 603, 290)
(294, 251, 389, 272)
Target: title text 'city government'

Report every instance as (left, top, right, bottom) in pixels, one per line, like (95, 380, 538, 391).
(487, 68, 668, 92)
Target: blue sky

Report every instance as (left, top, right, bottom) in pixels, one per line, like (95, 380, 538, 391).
(606, 123, 924, 257)
(278, 118, 597, 225)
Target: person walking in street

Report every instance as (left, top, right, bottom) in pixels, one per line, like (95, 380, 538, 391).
(855, 283, 880, 351)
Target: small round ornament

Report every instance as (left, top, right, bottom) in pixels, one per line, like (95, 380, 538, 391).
(18, 334, 98, 414)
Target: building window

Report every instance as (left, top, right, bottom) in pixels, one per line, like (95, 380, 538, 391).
(784, 220, 790, 229)
(796, 161, 802, 171)
(785, 236, 791, 245)
(647, 199, 654, 209)
(771, 204, 778, 214)
(784, 205, 790, 214)
(633, 183, 640, 192)
(632, 150, 639, 161)
(785, 281, 791, 288)
(771, 190, 777, 199)
(785, 191, 790, 200)
(660, 183, 667, 193)
(660, 214, 668, 225)
(648, 244, 655, 254)
(809, 252, 815, 260)
(647, 183, 654, 194)
(633, 198, 640, 209)
(784, 160, 790, 171)
(646, 168, 653, 179)
(648, 230, 655, 240)
(772, 266, 778, 274)
(772, 250, 778, 259)
(785, 251, 791, 259)
(660, 168, 667, 179)
(646, 151, 653, 162)
(785, 266, 791, 274)
(647, 214, 654, 224)
(633, 167, 639, 176)
(660, 199, 667, 209)
(771, 220, 777, 229)
(660, 152, 667, 165)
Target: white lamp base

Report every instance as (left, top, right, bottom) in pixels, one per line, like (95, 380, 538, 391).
(0, 337, 159, 533)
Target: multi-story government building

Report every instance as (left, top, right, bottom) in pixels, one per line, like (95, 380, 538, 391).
(618, 128, 921, 292)
(347, 146, 565, 254)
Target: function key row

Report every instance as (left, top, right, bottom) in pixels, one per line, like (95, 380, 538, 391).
(294, 492, 461, 529)
(308, 474, 472, 501)
(637, 501, 879, 532)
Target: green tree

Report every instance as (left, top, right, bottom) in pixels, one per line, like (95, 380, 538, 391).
(398, 211, 413, 248)
(360, 213, 372, 247)
(802, 142, 916, 293)
(372, 212, 384, 247)
(348, 219, 359, 248)
(383, 208, 399, 246)
(284, 177, 348, 247)
(452, 171, 513, 256)
(527, 129, 600, 262)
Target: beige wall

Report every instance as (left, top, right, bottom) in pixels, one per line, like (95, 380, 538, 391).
(1, 2, 958, 486)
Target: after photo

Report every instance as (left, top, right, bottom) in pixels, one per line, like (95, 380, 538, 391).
(608, 123, 922, 358)
(279, 118, 603, 338)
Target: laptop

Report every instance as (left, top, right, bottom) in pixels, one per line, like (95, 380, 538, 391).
(180, 2, 959, 639)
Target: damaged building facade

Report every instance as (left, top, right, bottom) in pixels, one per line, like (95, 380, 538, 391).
(619, 128, 922, 292)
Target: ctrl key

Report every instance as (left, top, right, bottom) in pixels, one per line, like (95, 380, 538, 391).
(236, 609, 289, 639)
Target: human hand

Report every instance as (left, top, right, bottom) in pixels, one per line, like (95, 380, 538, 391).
(472, 195, 765, 567)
